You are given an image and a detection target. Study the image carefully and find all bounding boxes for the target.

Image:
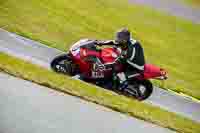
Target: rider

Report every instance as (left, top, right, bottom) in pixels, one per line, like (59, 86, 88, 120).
(95, 28, 145, 90)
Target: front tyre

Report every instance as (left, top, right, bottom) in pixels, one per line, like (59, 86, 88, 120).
(124, 80, 153, 100)
(50, 54, 76, 76)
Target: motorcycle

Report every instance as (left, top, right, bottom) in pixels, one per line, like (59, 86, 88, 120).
(50, 39, 167, 100)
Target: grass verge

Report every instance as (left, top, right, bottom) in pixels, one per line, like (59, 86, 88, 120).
(0, 0, 200, 99)
(0, 52, 200, 133)
(181, 0, 200, 8)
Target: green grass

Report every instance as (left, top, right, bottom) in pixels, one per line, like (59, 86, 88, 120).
(0, 52, 200, 133)
(181, 0, 200, 8)
(1, 0, 200, 99)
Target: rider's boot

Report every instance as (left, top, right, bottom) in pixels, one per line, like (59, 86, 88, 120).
(116, 72, 128, 91)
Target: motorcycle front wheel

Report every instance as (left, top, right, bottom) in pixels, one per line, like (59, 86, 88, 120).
(50, 53, 76, 76)
(124, 80, 153, 100)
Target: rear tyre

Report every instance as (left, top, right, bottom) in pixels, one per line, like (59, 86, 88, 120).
(50, 54, 76, 76)
(124, 80, 153, 100)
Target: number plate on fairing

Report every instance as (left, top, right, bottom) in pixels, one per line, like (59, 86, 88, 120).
(92, 71, 104, 78)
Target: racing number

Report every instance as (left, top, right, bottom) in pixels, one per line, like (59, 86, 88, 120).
(92, 71, 104, 78)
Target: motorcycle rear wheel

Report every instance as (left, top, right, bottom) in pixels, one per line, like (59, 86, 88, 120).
(50, 54, 76, 76)
(124, 80, 153, 100)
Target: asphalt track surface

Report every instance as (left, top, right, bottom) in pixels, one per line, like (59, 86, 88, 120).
(129, 0, 200, 24)
(0, 72, 174, 133)
(0, 29, 200, 123)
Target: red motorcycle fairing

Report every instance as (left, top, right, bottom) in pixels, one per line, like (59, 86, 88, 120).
(70, 46, 121, 79)
(101, 47, 120, 63)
